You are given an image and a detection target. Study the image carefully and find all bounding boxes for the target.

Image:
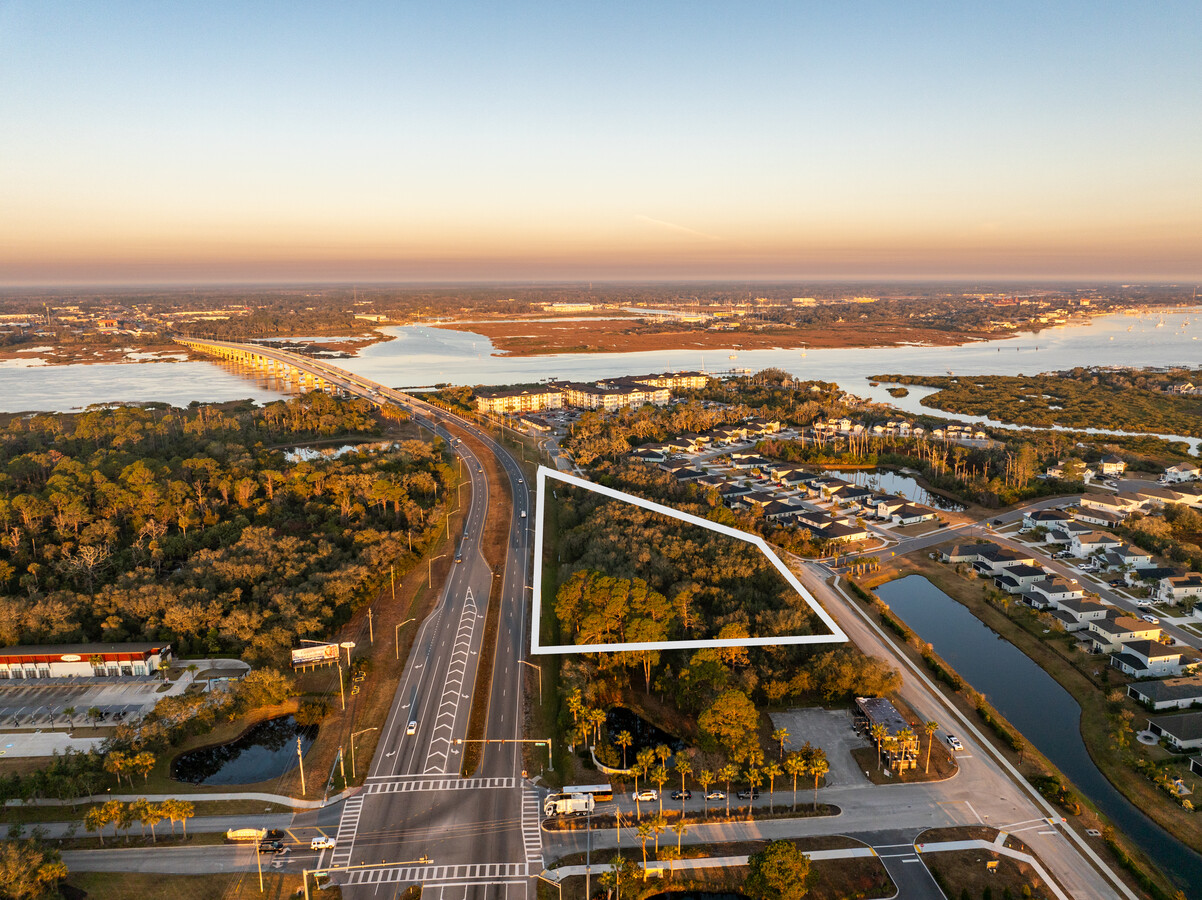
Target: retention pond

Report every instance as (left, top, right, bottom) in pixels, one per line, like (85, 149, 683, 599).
(875, 574, 1202, 896)
(173, 715, 316, 786)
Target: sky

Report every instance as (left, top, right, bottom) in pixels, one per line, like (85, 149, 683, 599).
(1, 2, 1200, 285)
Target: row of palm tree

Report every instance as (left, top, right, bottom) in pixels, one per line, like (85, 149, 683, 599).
(82, 797, 195, 845)
(868, 719, 941, 773)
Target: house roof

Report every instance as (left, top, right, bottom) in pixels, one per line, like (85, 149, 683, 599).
(1148, 711, 1202, 742)
(1130, 676, 1202, 704)
(1122, 639, 1180, 661)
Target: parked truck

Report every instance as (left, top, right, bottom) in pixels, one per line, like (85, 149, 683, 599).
(543, 792, 595, 817)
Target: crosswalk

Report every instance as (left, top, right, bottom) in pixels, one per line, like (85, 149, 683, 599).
(328, 794, 365, 869)
(363, 775, 516, 795)
(424, 593, 478, 774)
(521, 785, 543, 871)
(341, 862, 528, 886)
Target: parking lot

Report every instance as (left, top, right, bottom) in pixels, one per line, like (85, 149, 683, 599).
(0, 677, 169, 730)
(769, 707, 871, 788)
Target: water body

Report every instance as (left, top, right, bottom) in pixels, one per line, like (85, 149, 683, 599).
(605, 707, 686, 756)
(874, 575, 1202, 896)
(821, 468, 964, 511)
(4, 309, 1200, 448)
(172, 715, 316, 786)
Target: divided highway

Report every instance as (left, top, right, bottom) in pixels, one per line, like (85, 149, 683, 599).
(178, 339, 538, 898)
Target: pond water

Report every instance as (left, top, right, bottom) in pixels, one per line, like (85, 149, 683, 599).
(874, 574, 1202, 896)
(173, 715, 316, 786)
(606, 707, 686, 756)
(821, 468, 964, 511)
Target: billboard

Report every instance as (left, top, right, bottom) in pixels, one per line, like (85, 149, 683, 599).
(291, 644, 339, 667)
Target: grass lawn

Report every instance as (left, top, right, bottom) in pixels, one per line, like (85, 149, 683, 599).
(924, 848, 1054, 900)
(4, 798, 293, 825)
(540, 836, 893, 900)
(65, 871, 341, 900)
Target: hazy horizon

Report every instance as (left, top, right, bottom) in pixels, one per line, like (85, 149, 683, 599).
(3, 2, 1200, 285)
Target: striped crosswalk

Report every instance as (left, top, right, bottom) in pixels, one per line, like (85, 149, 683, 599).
(329, 794, 364, 869)
(341, 862, 528, 886)
(363, 775, 516, 795)
(521, 786, 542, 871)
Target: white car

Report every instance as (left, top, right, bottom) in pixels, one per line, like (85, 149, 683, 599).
(310, 836, 336, 850)
(1142, 614, 1160, 625)
(632, 789, 658, 802)
(407, 720, 418, 735)
(946, 735, 964, 751)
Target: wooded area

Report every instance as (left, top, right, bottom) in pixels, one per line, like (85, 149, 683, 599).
(0, 394, 453, 665)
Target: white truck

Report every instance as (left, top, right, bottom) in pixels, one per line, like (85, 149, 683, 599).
(543, 792, 595, 817)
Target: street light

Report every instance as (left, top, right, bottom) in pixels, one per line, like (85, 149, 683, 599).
(428, 554, 445, 588)
(394, 618, 415, 660)
(519, 659, 543, 706)
(350, 727, 378, 780)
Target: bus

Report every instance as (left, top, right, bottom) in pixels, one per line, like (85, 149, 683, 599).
(563, 783, 614, 802)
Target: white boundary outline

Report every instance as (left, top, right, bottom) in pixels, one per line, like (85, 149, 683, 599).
(530, 465, 848, 654)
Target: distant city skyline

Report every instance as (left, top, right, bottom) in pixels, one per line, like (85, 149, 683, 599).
(2, 2, 1200, 285)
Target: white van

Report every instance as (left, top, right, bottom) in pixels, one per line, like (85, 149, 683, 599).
(311, 836, 336, 850)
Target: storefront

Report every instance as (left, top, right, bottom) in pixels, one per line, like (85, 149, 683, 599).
(0, 643, 173, 679)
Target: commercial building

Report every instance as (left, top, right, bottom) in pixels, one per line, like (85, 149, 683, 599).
(854, 696, 919, 773)
(475, 388, 564, 414)
(0, 643, 172, 679)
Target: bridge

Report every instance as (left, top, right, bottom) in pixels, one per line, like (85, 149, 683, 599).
(178, 336, 539, 899)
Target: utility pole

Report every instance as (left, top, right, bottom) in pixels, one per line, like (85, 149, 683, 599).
(337, 663, 345, 711)
(256, 829, 264, 892)
(390, 565, 396, 602)
(367, 607, 374, 645)
(297, 736, 307, 796)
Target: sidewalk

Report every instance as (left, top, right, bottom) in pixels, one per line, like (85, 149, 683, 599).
(5, 786, 357, 810)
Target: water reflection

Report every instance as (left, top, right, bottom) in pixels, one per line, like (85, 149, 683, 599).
(173, 715, 315, 786)
(821, 468, 963, 511)
(605, 707, 686, 756)
(875, 575, 1202, 895)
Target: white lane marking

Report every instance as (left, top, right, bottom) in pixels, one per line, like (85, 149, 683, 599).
(422, 593, 478, 774)
(328, 795, 365, 869)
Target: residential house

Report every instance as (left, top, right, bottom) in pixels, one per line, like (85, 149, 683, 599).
(874, 495, 909, 520)
(1164, 463, 1201, 484)
(1098, 455, 1127, 476)
(1022, 508, 1074, 531)
(1161, 573, 1202, 603)
(1049, 598, 1110, 632)
(1075, 508, 1126, 529)
(1070, 531, 1124, 558)
(1024, 575, 1085, 609)
(994, 564, 1050, 594)
(1088, 615, 1162, 653)
(1146, 712, 1202, 751)
(1128, 675, 1202, 711)
(892, 504, 938, 526)
(1079, 492, 1142, 517)
(973, 545, 1038, 576)
(1111, 641, 1191, 678)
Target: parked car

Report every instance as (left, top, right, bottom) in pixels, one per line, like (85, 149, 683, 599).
(670, 790, 692, 801)
(705, 790, 726, 801)
(1108, 580, 1126, 588)
(632, 789, 658, 802)
(310, 836, 336, 850)
(736, 788, 760, 800)
(946, 735, 964, 751)
(1142, 614, 1160, 625)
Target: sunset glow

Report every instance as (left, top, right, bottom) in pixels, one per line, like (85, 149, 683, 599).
(2, 2, 1200, 283)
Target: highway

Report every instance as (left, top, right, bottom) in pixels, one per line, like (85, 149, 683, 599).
(178, 340, 538, 898)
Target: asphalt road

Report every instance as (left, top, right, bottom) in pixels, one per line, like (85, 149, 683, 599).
(193, 342, 539, 898)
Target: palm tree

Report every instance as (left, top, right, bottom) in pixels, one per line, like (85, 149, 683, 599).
(633, 748, 655, 819)
(869, 723, 887, 770)
(674, 757, 692, 808)
(810, 752, 829, 810)
(176, 799, 195, 838)
(616, 730, 633, 769)
(637, 821, 653, 879)
(653, 766, 669, 816)
(651, 813, 666, 856)
(63, 706, 77, 729)
(87, 706, 103, 730)
(784, 752, 806, 812)
(130, 799, 149, 839)
(672, 819, 688, 876)
(133, 751, 156, 783)
(697, 769, 714, 818)
(897, 728, 916, 771)
(772, 726, 790, 760)
(745, 767, 763, 821)
(654, 743, 672, 771)
(84, 805, 107, 846)
(923, 721, 939, 774)
(763, 761, 781, 814)
(719, 763, 739, 818)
